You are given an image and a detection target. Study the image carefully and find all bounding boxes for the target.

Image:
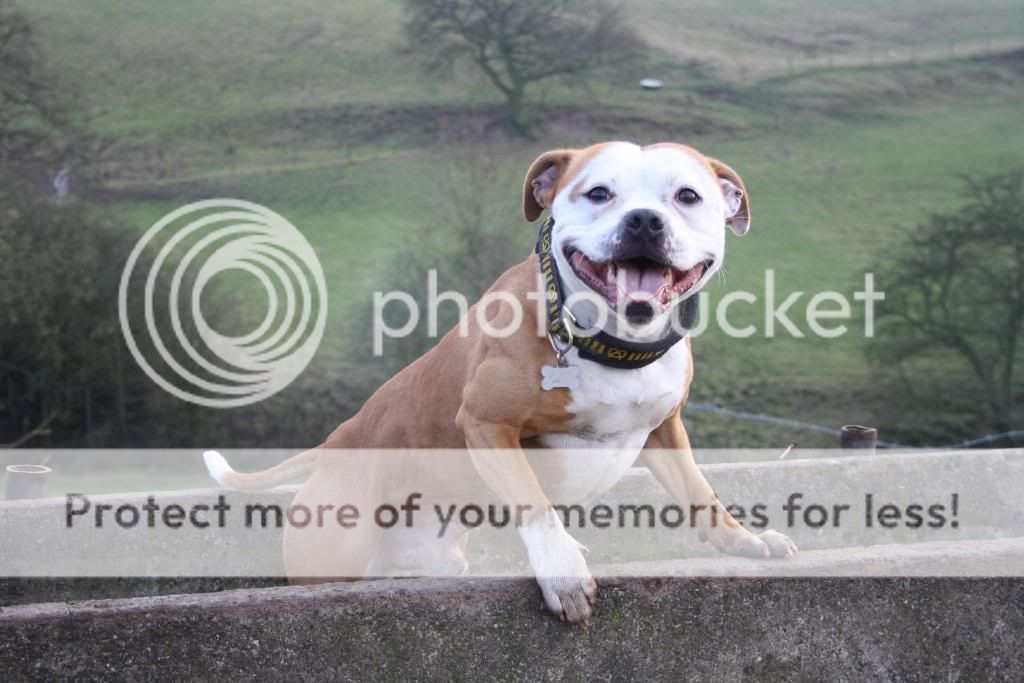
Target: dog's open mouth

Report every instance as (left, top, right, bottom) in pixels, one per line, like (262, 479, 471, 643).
(564, 247, 711, 307)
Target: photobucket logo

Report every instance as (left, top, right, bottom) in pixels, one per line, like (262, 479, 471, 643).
(371, 269, 885, 354)
(118, 199, 327, 408)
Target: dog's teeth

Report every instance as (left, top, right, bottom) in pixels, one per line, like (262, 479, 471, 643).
(606, 263, 616, 284)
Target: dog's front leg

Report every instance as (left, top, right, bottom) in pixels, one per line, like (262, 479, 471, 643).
(642, 411, 797, 559)
(458, 416, 596, 623)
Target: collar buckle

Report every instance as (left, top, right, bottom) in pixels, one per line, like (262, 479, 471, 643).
(547, 308, 576, 367)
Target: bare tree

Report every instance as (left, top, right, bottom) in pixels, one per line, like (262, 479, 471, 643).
(0, 1, 69, 203)
(403, 0, 643, 133)
(874, 170, 1024, 432)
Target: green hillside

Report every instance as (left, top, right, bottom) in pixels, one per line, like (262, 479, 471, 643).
(17, 0, 1024, 448)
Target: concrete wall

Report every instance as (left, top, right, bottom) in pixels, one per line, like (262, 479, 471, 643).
(2, 571, 1023, 681)
(3, 450, 1024, 679)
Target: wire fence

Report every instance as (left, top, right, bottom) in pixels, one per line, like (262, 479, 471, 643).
(686, 402, 1024, 451)
(744, 36, 1024, 83)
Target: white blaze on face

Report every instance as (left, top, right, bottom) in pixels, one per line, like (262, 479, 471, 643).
(549, 142, 729, 315)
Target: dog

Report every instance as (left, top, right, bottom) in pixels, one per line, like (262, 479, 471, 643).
(205, 141, 797, 623)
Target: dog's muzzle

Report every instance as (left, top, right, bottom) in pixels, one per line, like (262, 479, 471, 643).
(564, 209, 711, 311)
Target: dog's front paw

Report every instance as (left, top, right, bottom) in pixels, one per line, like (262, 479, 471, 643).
(758, 529, 798, 558)
(521, 511, 597, 623)
(537, 571, 597, 624)
(724, 529, 798, 559)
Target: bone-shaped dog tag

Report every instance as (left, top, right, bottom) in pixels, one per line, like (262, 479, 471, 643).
(541, 364, 580, 391)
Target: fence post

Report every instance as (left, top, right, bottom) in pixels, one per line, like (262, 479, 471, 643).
(4, 464, 52, 500)
(840, 425, 878, 454)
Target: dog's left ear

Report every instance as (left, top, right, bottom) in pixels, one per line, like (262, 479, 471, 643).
(707, 158, 750, 235)
(522, 149, 576, 222)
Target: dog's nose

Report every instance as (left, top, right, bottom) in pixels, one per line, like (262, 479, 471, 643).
(622, 209, 665, 239)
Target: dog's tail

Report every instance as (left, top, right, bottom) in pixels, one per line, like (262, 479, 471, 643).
(203, 449, 318, 491)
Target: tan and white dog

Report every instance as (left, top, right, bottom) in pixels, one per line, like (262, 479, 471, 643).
(205, 141, 796, 623)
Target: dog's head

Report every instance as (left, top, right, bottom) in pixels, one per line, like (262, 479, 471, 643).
(523, 142, 749, 329)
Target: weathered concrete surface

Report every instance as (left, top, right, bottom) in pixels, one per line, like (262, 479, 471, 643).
(2, 571, 1023, 681)
(4, 536, 1023, 609)
(0, 577, 286, 608)
(601, 537, 1024, 576)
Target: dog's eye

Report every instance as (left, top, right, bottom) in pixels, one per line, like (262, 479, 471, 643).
(584, 186, 613, 203)
(676, 187, 702, 205)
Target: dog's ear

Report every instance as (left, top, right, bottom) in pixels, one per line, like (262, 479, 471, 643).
(706, 157, 750, 235)
(522, 149, 575, 222)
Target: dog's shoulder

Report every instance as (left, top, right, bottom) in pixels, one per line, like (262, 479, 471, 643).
(481, 253, 540, 297)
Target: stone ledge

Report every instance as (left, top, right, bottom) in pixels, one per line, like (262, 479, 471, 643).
(2, 542, 1023, 681)
(602, 536, 1024, 576)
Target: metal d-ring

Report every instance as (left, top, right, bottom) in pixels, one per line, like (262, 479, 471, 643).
(547, 308, 576, 367)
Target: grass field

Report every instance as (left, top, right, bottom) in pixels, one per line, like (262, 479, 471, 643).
(17, 0, 1024, 451)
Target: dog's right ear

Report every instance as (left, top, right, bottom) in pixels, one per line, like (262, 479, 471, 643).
(522, 149, 576, 222)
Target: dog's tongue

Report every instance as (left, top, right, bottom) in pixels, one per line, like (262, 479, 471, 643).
(618, 263, 671, 299)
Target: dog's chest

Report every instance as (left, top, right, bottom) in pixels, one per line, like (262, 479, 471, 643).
(531, 343, 688, 502)
(564, 346, 686, 439)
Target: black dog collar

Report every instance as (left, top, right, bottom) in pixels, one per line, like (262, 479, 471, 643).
(534, 216, 697, 370)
